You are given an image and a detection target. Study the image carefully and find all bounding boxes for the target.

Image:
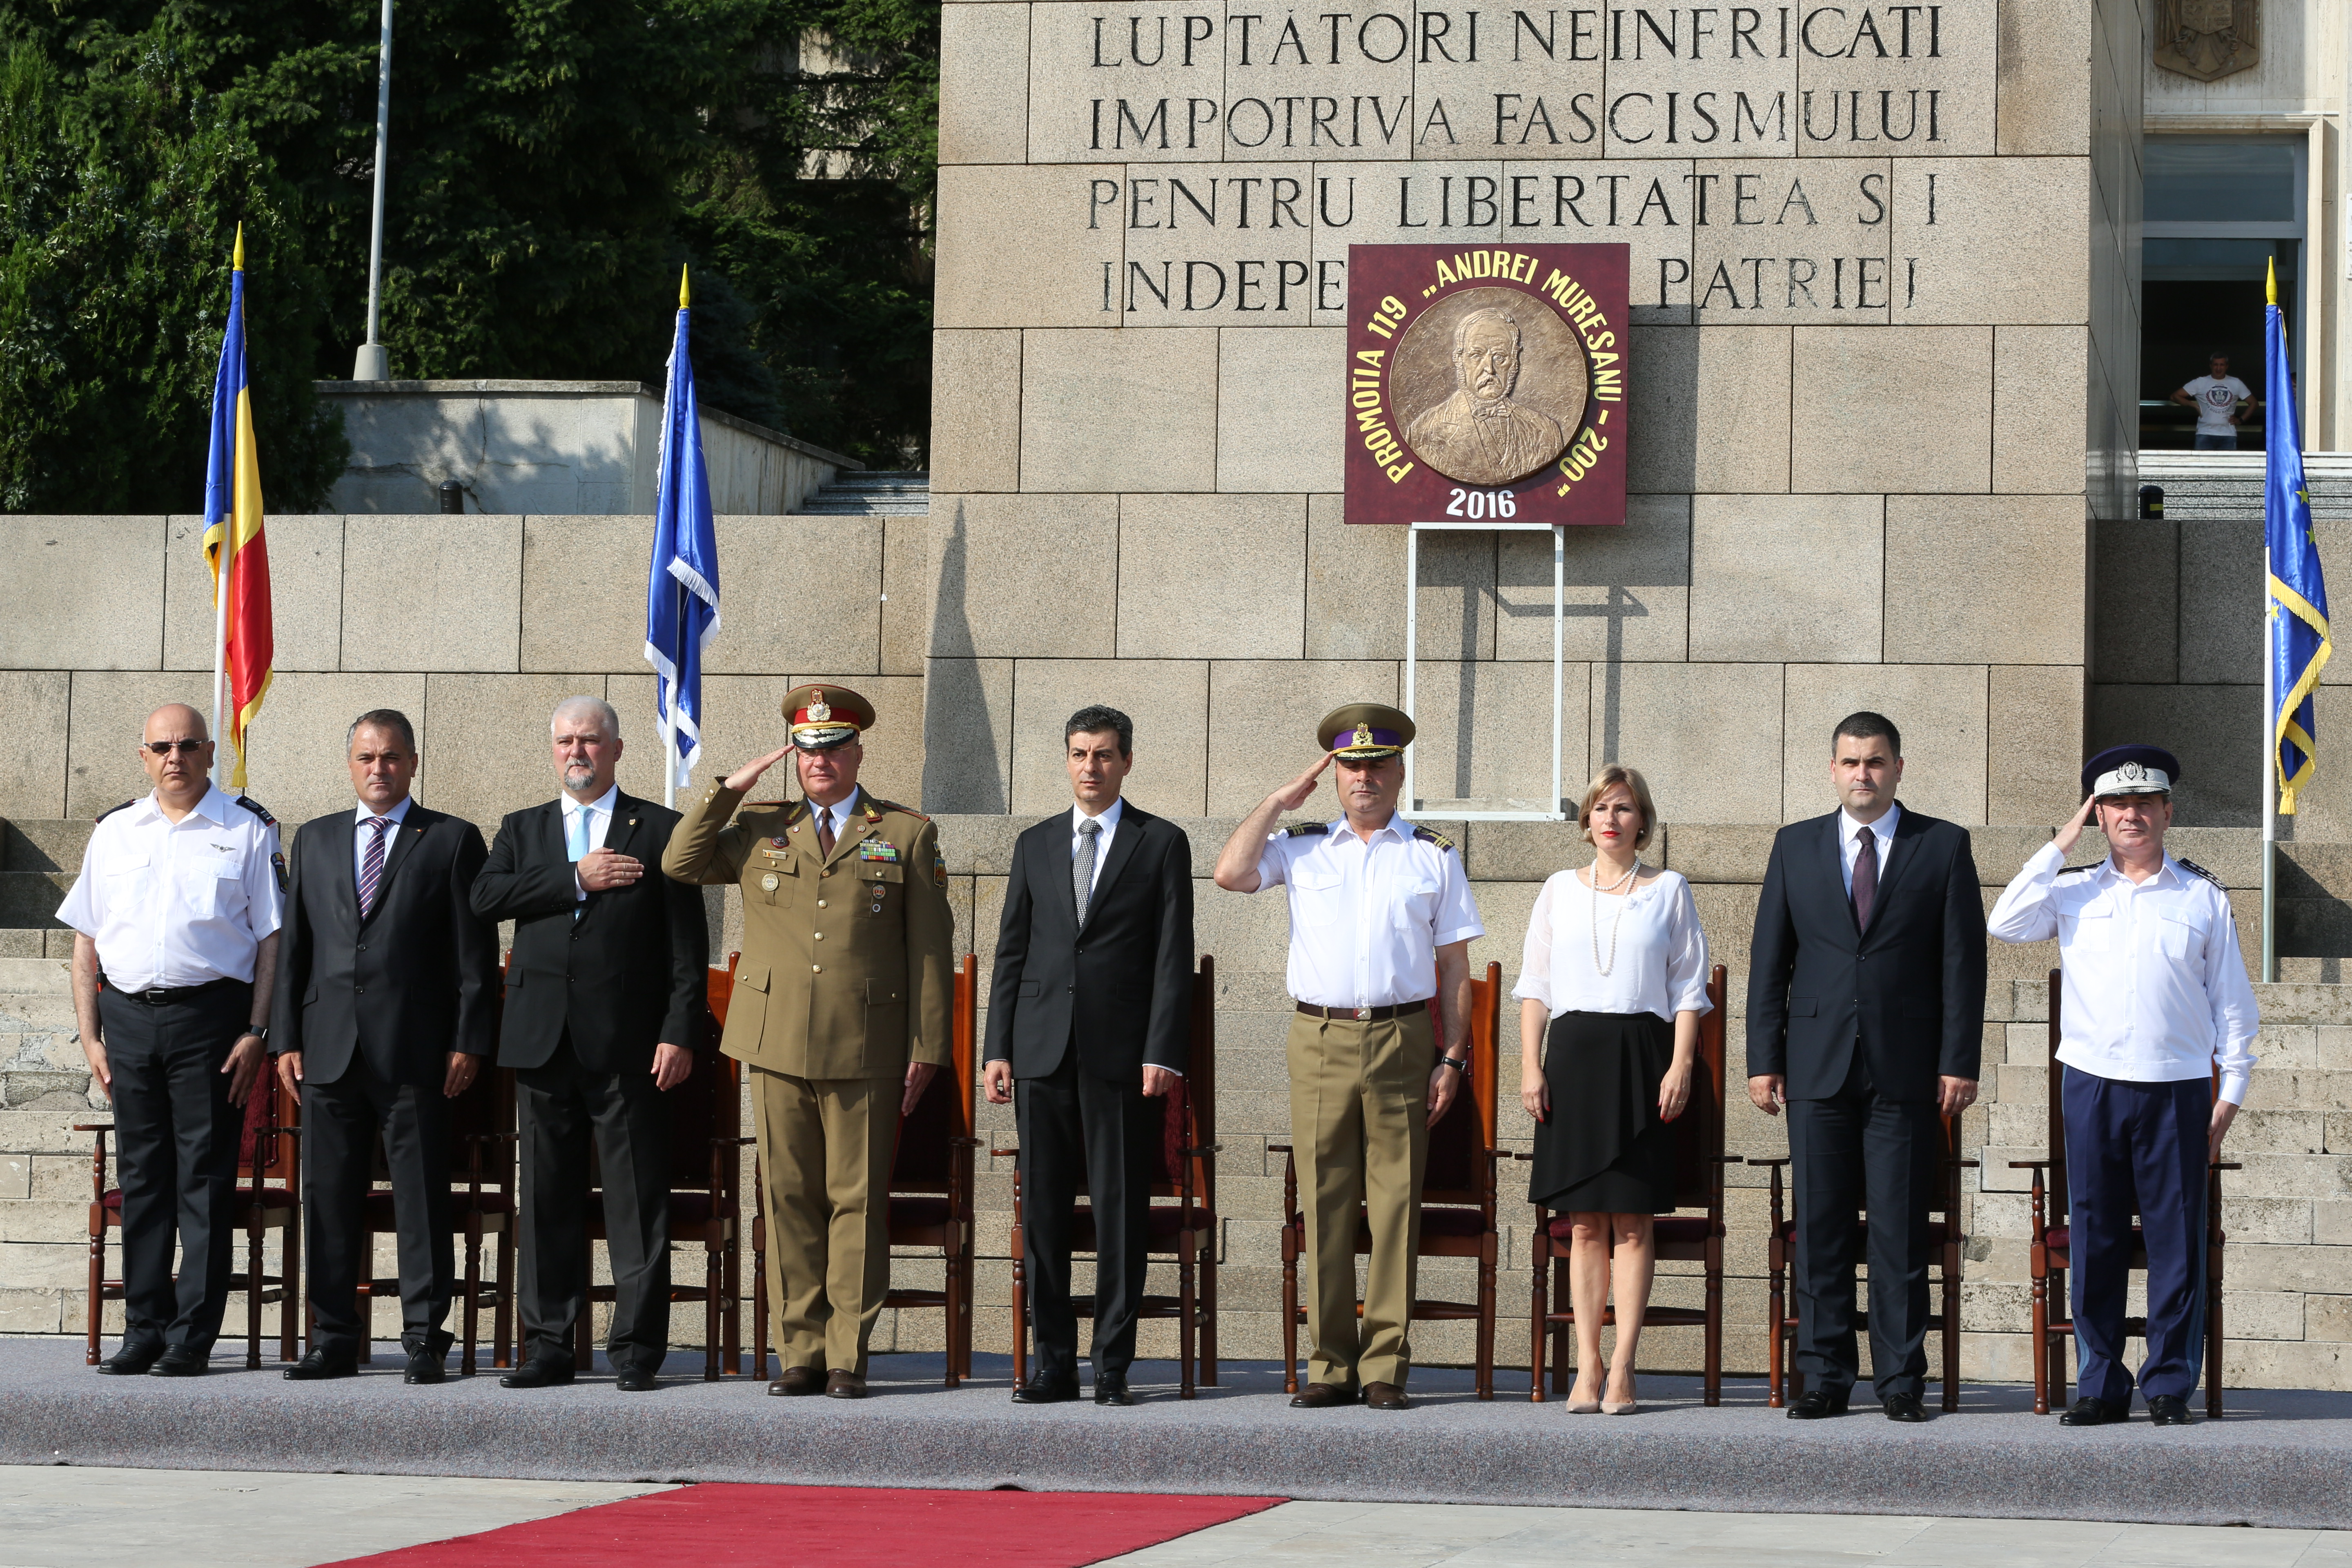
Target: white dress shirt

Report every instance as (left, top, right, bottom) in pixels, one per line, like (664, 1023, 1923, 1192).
(1514, 868, 1713, 1024)
(58, 785, 284, 991)
(352, 794, 416, 886)
(1987, 841, 2261, 1105)
(1839, 801, 1900, 898)
(1071, 797, 1124, 895)
(1252, 813, 1485, 1009)
(561, 784, 619, 900)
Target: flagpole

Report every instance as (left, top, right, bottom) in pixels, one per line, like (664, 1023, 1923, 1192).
(211, 508, 233, 791)
(2263, 543, 2277, 983)
(662, 581, 681, 810)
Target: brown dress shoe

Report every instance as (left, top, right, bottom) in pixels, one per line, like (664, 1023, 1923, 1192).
(1363, 1382, 1410, 1411)
(768, 1365, 824, 1396)
(825, 1369, 866, 1399)
(1289, 1383, 1358, 1409)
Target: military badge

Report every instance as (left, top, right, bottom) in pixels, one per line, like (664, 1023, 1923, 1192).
(770, 835, 788, 849)
(808, 691, 832, 723)
(933, 850, 948, 888)
(760, 873, 780, 892)
(858, 840, 901, 863)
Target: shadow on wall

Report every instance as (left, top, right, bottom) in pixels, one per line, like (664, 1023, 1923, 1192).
(922, 501, 1005, 814)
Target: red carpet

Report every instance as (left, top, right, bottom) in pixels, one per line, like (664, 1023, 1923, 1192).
(332, 1483, 1281, 1567)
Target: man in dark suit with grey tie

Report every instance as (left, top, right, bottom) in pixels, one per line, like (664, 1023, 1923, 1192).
(1746, 711, 1987, 1422)
(471, 696, 708, 1391)
(271, 709, 499, 1383)
(984, 706, 1195, 1406)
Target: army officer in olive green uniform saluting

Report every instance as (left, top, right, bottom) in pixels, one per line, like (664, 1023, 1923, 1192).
(664, 685, 953, 1399)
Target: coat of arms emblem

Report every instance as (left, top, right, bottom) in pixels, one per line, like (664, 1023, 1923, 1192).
(2154, 0, 2258, 82)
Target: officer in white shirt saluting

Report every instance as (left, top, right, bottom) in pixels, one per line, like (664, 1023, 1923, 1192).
(1988, 744, 2258, 1428)
(1214, 703, 1483, 1413)
(57, 704, 285, 1377)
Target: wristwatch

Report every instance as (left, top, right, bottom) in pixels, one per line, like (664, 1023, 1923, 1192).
(1438, 1055, 1470, 1075)
(241, 1024, 270, 1042)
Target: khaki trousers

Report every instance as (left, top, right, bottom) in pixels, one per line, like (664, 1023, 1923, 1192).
(753, 1067, 898, 1376)
(1287, 1007, 1434, 1389)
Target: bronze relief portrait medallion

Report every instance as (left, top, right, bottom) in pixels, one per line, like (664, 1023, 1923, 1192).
(1393, 285, 1590, 488)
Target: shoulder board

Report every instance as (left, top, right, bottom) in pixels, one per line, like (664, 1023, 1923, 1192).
(1283, 822, 1329, 837)
(2056, 863, 2097, 877)
(2176, 857, 2226, 891)
(233, 795, 276, 827)
(867, 797, 929, 822)
(1413, 825, 1457, 852)
(748, 800, 789, 811)
(94, 799, 135, 824)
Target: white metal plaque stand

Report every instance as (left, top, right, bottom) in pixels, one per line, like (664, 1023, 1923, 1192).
(1402, 520, 1568, 821)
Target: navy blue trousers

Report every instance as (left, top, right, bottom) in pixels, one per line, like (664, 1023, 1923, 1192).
(2064, 1069, 2211, 1405)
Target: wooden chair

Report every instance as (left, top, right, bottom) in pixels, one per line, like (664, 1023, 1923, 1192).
(340, 1064, 518, 1374)
(566, 956, 745, 1380)
(1274, 960, 1504, 1399)
(1517, 964, 1735, 1405)
(2012, 967, 2236, 1418)
(78, 1062, 303, 1368)
(1757, 1107, 1976, 1412)
(1000, 954, 1222, 1398)
(744, 953, 980, 1387)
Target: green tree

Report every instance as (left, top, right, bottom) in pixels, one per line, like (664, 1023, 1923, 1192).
(0, 28, 347, 512)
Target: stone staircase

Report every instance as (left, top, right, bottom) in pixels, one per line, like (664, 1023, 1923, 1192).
(791, 471, 930, 517)
(2136, 451, 2352, 522)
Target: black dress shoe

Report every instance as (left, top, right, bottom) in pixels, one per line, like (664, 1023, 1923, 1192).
(824, 1370, 865, 1399)
(615, 1367, 658, 1392)
(149, 1346, 210, 1378)
(1012, 1375, 1081, 1405)
(1093, 1376, 1136, 1406)
(283, 1349, 359, 1381)
(1290, 1383, 1359, 1410)
(1786, 1388, 1851, 1419)
(2147, 1395, 2194, 1427)
(2059, 1396, 2129, 1427)
(97, 1344, 164, 1376)
(1882, 1392, 1929, 1423)
(499, 1359, 575, 1389)
(1363, 1382, 1410, 1411)
(403, 1345, 447, 1385)
(769, 1365, 824, 1396)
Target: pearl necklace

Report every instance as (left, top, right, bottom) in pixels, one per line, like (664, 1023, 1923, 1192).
(1588, 858, 1640, 977)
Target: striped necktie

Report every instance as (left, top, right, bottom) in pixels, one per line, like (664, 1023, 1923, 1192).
(358, 816, 393, 918)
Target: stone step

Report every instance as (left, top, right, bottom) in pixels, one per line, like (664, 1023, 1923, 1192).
(793, 471, 930, 517)
(2135, 453, 2352, 522)
(0, 959, 69, 996)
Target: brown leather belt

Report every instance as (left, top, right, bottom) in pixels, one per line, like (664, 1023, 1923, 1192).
(1296, 1000, 1429, 1023)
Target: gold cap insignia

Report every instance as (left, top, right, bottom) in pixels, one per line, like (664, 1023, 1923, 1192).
(1352, 724, 1373, 747)
(808, 690, 832, 723)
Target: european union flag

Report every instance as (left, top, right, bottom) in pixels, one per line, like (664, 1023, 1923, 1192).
(644, 267, 720, 800)
(2267, 256, 2331, 813)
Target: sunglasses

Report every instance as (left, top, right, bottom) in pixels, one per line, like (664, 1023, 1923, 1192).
(144, 740, 210, 755)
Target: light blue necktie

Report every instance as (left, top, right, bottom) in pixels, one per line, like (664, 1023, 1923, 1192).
(568, 806, 592, 919)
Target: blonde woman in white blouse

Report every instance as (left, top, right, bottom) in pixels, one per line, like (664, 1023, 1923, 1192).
(1516, 764, 1711, 1415)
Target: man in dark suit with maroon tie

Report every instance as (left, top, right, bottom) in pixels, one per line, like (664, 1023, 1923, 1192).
(1746, 711, 1987, 1422)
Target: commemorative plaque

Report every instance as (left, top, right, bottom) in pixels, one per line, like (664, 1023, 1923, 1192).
(1343, 243, 1628, 528)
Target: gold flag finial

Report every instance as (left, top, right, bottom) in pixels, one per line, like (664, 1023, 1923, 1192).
(233, 223, 244, 271)
(680, 265, 690, 309)
(2267, 255, 2277, 307)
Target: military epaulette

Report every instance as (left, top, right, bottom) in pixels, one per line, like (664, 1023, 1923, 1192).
(1283, 822, 1329, 837)
(1413, 825, 1457, 853)
(2056, 862, 2098, 877)
(867, 797, 929, 822)
(94, 799, 135, 824)
(748, 800, 790, 811)
(233, 795, 276, 827)
(2176, 856, 2226, 891)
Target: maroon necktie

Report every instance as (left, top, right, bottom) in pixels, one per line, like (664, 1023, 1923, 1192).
(816, 808, 835, 858)
(1852, 826, 1879, 932)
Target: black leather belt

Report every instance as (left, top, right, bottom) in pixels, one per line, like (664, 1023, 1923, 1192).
(1296, 1000, 1429, 1023)
(111, 977, 245, 1006)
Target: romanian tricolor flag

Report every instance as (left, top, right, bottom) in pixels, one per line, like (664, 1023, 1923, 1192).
(202, 225, 274, 791)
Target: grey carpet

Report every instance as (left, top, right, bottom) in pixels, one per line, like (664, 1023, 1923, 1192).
(3, 1339, 2347, 1530)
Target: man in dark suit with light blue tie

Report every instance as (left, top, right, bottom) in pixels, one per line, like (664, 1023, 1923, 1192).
(471, 696, 708, 1391)
(271, 709, 499, 1383)
(1746, 711, 1987, 1422)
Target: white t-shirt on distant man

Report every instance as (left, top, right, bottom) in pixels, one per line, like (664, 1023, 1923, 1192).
(2182, 374, 2252, 434)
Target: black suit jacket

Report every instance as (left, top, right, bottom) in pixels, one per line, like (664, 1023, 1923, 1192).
(270, 800, 500, 1088)
(985, 804, 1194, 1081)
(469, 793, 709, 1073)
(1745, 806, 1987, 1102)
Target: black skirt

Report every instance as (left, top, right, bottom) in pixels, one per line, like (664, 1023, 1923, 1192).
(1526, 1010, 1676, 1216)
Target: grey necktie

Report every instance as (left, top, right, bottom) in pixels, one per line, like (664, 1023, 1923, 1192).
(1074, 816, 1102, 926)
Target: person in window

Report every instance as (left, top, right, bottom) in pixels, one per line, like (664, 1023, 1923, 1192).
(1516, 764, 1710, 1417)
(2170, 353, 2256, 451)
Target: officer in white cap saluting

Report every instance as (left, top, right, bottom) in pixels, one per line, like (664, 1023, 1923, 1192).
(1987, 744, 2258, 1428)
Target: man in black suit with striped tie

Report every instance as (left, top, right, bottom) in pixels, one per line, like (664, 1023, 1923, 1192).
(271, 709, 499, 1384)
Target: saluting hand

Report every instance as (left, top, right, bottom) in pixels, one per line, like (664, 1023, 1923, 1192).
(1268, 753, 1334, 814)
(723, 746, 795, 794)
(2051, 792, 2099, 857)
